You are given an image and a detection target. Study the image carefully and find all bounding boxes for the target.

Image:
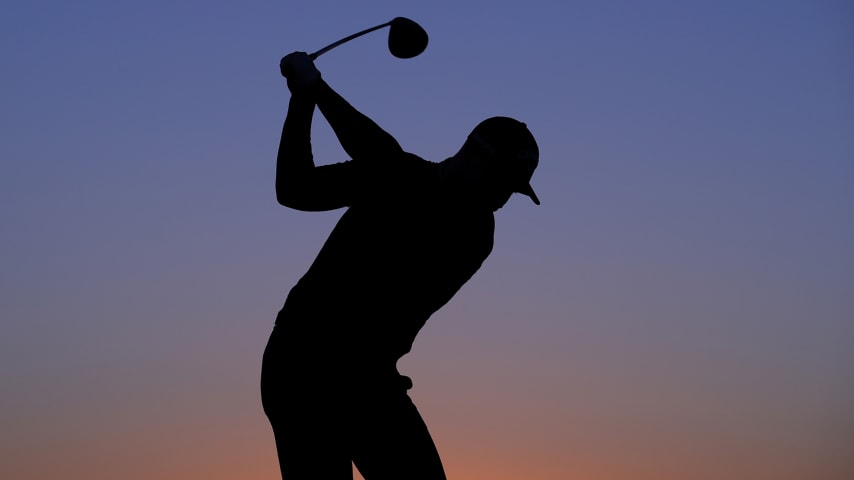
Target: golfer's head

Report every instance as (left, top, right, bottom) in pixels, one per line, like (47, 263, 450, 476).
(465, 116, 540, 209)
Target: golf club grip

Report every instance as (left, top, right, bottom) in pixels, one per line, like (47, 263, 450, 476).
(309, 21, 391, 59)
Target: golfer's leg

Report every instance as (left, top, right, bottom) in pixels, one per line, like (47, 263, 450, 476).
(351, 391, 446, 480)
(268, 412, 353, 480)
(261, 328, 353, 480)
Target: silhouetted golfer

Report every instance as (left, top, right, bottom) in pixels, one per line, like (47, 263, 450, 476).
(261, 52, 540, 480)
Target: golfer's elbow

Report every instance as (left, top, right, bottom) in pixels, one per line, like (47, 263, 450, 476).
(276, 181, 302, 208)
(277, 179, 323, 211)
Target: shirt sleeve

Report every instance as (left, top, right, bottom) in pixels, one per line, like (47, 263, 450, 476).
(277, 160, 362, 212)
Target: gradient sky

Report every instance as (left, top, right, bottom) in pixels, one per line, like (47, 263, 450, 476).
(2, 1, 853, 479)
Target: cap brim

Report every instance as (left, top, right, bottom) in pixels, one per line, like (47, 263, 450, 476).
(518, 182, 540, 205)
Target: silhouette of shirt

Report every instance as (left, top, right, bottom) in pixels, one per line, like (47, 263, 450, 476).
(276, 81, 494, 368)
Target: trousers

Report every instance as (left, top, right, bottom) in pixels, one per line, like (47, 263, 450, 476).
(261, 325, 447, 480)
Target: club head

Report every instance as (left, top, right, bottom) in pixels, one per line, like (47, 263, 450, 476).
(387, 17, 429, 59)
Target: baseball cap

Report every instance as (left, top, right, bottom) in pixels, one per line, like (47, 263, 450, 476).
(468, 116, 540, 205)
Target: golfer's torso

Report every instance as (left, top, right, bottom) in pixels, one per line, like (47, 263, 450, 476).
(279, 159, 494, 361)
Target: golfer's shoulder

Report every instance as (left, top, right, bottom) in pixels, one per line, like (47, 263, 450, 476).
(388, 150, 439, 179)
(399, 150, 434, 167)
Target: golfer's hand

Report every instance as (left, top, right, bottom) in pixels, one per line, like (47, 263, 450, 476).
(280, 52, 321, 94)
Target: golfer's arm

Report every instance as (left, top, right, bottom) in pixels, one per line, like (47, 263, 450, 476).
(313, 80, 403, 160)
(276, 95, 351, 211)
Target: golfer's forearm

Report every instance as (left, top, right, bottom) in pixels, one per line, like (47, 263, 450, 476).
(313, 80, 402, 159)
(276, 95, 316, 205)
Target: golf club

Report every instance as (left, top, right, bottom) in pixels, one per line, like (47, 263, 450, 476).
(309, 17, 428, 60)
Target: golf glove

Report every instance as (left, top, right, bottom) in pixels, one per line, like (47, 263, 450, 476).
(280, 52, 321, 94)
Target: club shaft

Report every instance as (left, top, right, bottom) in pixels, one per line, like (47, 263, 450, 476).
(309, 21, 392, 60)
